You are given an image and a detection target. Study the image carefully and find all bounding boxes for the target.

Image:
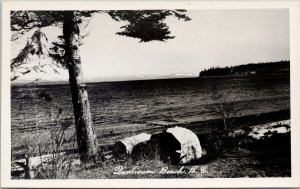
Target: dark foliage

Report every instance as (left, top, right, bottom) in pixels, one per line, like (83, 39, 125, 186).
(108, 10, 190, 42)
(199, 60, 290, 77)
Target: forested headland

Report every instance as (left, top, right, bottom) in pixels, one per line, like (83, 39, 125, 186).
(199, 60, 290, 77)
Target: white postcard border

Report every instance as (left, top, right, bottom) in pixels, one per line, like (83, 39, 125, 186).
(1, 0, 300, 188)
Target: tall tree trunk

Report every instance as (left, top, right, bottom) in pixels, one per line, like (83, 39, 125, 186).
(63, 11, 98, 162)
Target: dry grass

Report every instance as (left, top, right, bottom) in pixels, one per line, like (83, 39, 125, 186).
(67, 145, 290, 179)
(69, 157, 201, 179)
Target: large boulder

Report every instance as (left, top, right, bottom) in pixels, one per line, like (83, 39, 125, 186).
(166, 127, 202, 164)
(150, 127, 202, 165)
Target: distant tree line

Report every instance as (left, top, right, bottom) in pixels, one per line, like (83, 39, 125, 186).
(199, 60, 290, 77)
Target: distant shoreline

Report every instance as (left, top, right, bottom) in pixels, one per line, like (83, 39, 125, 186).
(199, 60, 290, 77)
(198, 73, 290, 78)
(11, 76, 198, 86)
(11, 73, 290, 87)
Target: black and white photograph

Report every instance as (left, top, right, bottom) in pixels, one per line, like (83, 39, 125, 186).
(1, 0, 300, 188)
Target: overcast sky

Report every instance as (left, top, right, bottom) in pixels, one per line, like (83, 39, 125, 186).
(13, 9, 290, 82)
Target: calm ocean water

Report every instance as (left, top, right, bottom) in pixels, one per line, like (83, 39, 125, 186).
(11, 75, 290, 134)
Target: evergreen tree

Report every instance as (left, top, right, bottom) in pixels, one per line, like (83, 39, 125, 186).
(11, 10, 191, 162)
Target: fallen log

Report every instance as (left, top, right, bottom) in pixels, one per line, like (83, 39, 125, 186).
(112, 133, 151, 158)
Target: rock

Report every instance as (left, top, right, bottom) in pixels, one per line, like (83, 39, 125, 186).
(150, 127, 202, 165)
(166, 127, 202, 164)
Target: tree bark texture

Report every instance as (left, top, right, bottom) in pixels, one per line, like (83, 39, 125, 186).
(63, 11, 98, 162)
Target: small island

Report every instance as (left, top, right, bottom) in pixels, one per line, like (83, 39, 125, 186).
(199, 60, 290, 77)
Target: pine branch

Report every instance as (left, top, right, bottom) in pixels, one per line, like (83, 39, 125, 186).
(11, 29, 48, 71)
(107, 10, 191, 42)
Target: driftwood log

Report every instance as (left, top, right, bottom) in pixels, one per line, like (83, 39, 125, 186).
(112, 133, 151, 158)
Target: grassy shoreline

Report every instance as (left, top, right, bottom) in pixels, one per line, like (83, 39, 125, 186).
(95, 109, 290, 146)
(69, 111, 291, 179)
(12, 109, 290, 156)
(11, 109, 291, 179)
